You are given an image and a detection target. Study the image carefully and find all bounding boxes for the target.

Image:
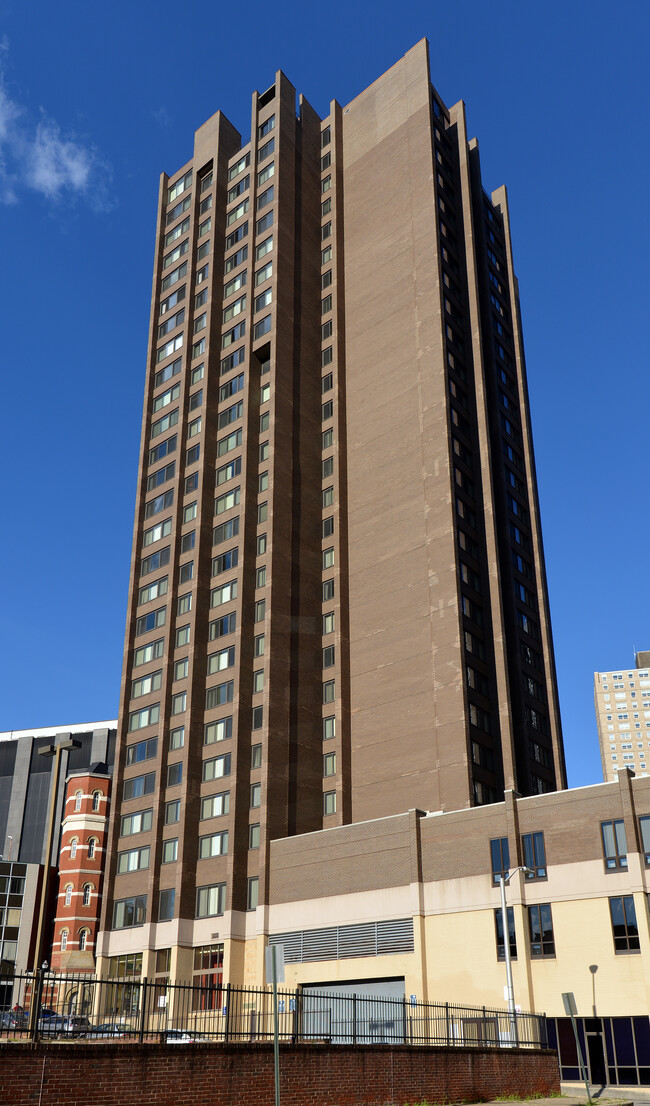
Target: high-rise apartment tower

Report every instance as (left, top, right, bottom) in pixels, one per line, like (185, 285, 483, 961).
(595, 652, 650, 781)
(98, 41, 566, 982)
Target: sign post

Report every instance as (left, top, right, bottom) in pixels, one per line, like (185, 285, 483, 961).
(265, 945, 285, 1106)
(562, 992, 591, 1103)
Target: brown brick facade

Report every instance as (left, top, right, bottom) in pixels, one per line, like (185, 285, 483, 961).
(0, 1041, 559, 1106)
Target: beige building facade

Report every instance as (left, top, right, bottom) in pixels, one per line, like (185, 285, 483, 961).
(595, 651, 650, 782)
(263, 769, 650, 1020)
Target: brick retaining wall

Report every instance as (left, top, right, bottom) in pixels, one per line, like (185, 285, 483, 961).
(0, 1041, 559, 1106)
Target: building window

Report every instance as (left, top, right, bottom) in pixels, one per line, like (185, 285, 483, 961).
(639, 816, 650, 865)
(78, 929, 89, 952)
(202, 753, 231, 782)
(521, 832, 546, 879)
(205, 681, 234, 710)
(249, 823, 260, 849)
(117, 846, 150, 873)
(92, 791, 102, 812)
(196, 883, 226, 918)
(250, 783, 261, 808)
(207, 646, 236, 674)
(70, 838, 78, 860)
(123, 772, 155, 801)
(113, 896, 147, 929)
(199, 831, 228, 859)
(87, 838, 96, 859)
(120, 809, 152, 836)
(490, 837, 510, 884)
(204, 717, 233, 745)
(258, 115, 275, 139)
(323, 613, 335, 635)
(323, 752, 336, 777)
(128, 703, 161, 732)
(171, 691, 187, 717)
(253, 669, 264, 693)
(610, 896, 640, 952)
(495, 907, 516, 961)
(162, 839, 178, 863)
(64, 884, 73, 907)
(528, 904, 555, 958)
(74, 790, 83, 811)
(200, 791, 229, 819)
(131, 671, 163, 699)
(324, 791, 336, 816)
(159, 889, 175, 922)
(167, 762, 183, 787)
(247, 877, 259, 911)
(165, 799, 181, 824)
(323, 716, 335, 740)
(602, 820, 628, 870)
(251, 744, 262, 769)
(323, 645, 335, 669)
(82, 884, 92, 907)
(60, 929, 68, 952)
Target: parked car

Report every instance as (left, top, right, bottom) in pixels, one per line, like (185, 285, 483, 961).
(38, 1015, 67, 1034)
(164, 1028, 207, 1043)
(62, 1015, 93, 1036)
(86, 1023, 135, 1038)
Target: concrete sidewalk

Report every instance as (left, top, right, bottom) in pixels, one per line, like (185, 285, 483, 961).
(561, 1080, 648, 1103)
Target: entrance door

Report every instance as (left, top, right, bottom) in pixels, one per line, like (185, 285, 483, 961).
(586, 1022, 607, 1086)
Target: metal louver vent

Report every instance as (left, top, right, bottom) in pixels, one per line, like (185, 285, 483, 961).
(376, 917, 415, 954)
(337, 923, 376, 959)
(269, 918, 414, 964)
(302, 926, 338, 961)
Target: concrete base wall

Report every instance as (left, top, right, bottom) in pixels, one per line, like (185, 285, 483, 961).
(1, 1041, 559, 1106)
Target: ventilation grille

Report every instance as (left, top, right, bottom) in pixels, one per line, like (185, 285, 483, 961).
(269, 918, 414, 964)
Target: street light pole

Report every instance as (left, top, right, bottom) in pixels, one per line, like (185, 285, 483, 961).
(31, 738, 80, 972)
(498, 866, 532, 1044)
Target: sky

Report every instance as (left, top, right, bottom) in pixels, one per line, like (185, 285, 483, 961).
(0, 0, 648, 791)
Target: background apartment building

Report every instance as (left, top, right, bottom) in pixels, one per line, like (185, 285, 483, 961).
(0, 721, 116, 975)
(595, 651, 650, 781)
(98, 40, 566, 985)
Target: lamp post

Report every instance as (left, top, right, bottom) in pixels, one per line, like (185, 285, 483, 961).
(31, 738, 81, 972)
(498, 866, 532, 1044)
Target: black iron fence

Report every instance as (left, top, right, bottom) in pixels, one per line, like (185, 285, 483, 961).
(0, 969, 547, 1049)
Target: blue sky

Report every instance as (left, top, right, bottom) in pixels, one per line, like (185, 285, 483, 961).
(0, 0, 648, 790)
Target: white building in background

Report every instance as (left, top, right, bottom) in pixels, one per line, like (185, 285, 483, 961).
(595, 651, 650, 781)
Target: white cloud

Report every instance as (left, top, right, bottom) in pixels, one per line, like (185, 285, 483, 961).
(0, 44, 112, 210)
(26, 118, 93, 198)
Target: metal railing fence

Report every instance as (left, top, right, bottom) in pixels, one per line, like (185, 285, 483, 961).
(0, 968, 547, 1049)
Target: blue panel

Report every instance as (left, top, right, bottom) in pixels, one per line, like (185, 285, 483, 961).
(604, 1019, 615, 1065)
(634, 1017, 650, 1065)
(547, 1019, 558, 1052)
(618, 1068, 639, 1085)
(613, 1017, 636, 1066)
